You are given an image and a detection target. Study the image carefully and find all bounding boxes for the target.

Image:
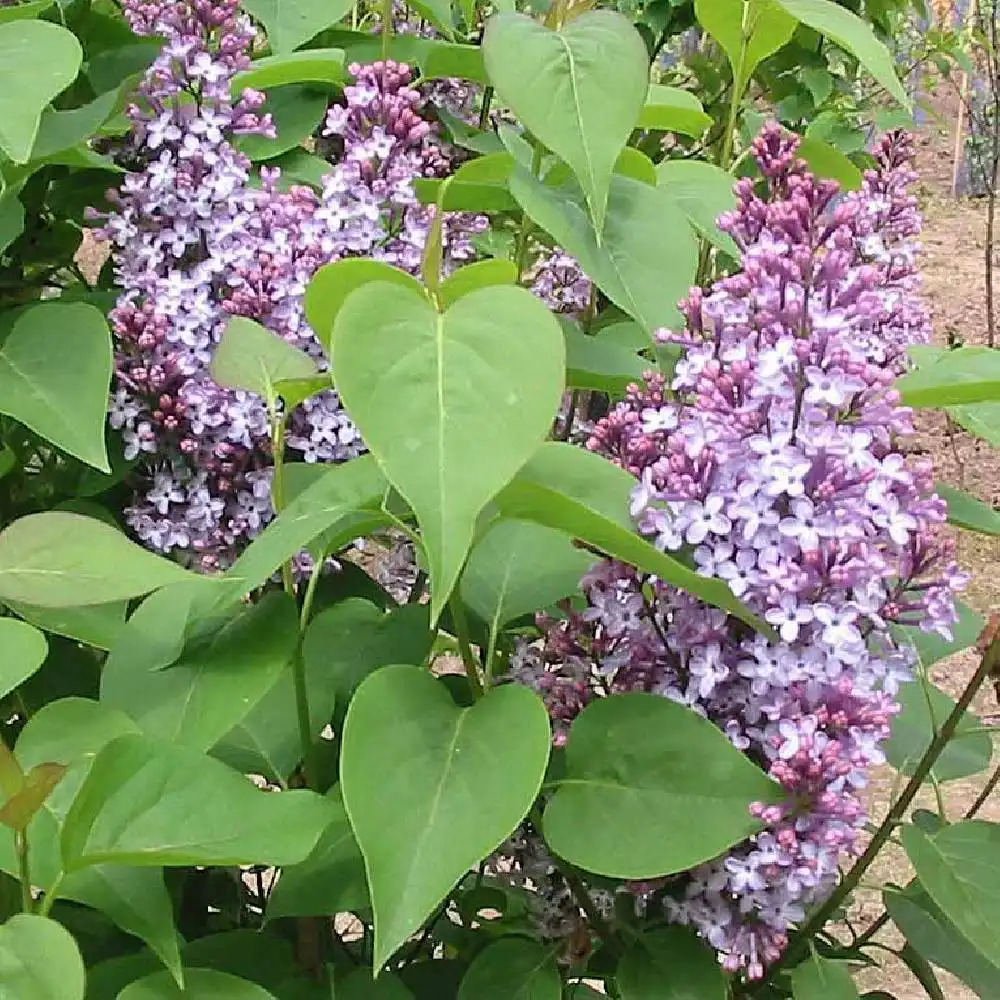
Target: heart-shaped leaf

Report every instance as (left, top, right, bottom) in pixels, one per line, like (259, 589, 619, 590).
(902, 821, 1000, 970)
(5, 600, 126, 651)
(341, 666, 551, 969)
(0, 20, 82, 162)
(637, 85, 711, 136)
(460, 519, 596, 632)
(695, 0, 796, 97)
(0, 618, 47, 700)
(332, 283, 564, 619)
(617, 927, 727, 1000)
(0, 513, 194, 608)
(62, 734, 334, 868)
(789, 953, 860, 1000)
(101, 589, 299, 752)
(494, 443, 769, 632)
(266, 789, 368, 918)
(483, 11, 648, 230)
(240, 0, 353, 53)
(543, 693, 781, 878)
(509, 168, 698, 333)
(118, 969, 278, 1000)
(233, 48, 346, 90)
(885, 678, 992, 783)
(936, 483, 1000, 535)
(884, 883, 1000, 998)
(305, 259, 424, 352)
(457, 938, 560, 1000)
(211, 316, 319, 406)
(0, 914, 85, 1000)
(0, 303, 112, 471)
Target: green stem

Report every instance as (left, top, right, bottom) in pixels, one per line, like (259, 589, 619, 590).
(37, 875, 62, 919)
(15, 830, 32, 914)
(858, 753, 1000, 950)
(719, 2, 753, 171)
(449, 594, 484, 698)
(478, 86, 494, 130)
(269, 411, 295, 598)
(515, 143, 545, 282)
(381, 0, 393, 60)
(767, 626, 1000, 979)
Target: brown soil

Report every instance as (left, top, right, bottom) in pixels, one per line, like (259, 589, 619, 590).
(849, 89, 1000, 999)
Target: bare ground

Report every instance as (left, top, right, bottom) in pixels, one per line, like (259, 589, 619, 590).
(850, 92, 1000, 998)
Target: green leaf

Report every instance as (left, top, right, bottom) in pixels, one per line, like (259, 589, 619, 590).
(238, 85, 328, 161)
(509, 168, 697, 333)
(332, 282, 564, 620)
(239, 0, 353, 52)
(884, 884, 1000, 999)
(789, 953, 860, 1000)
(260, 148, 331, 190)
(902, 821, 1000, 970)
(0, 618, 47, 700)
(0, 194, 24, 254)
(774, 0, 908, 107)
(3, 600, 126, 651)
(409, 0, 454, 38)
(543, 692, 781, 878)
(654, 159, 739, 256)
(894, 600, 984, 668)
(62, 733, 334, 868)
(0, 914, 85, 1000)
(0, 513, 194, 608)
(637, 85, 711, 136)
(0, 1, 54, 23)
(301, 600, 433, 730)
(885, 679, 992, 783)
(796, 136, 862, 190)
(266, 790, 368, 918)
(617, 927, 727, 1000)
(897, 943, 945, 1000)
(341, 666, 551, 969)
(494, 443, 769, 632)
(118, 969, 278, 1000)
(440, 260, 518, 308)
(0, 20, 82, 162)
(305, 259, 424, 354)
(101, 589, 299, 752)
(222, 454, 388, 600)
(936, 483, 1000, 535)
(562, 321, 648, 394)
(695, 0, 796, 95)
(210, 316, 319, 405)
(31, 88, 120, 160)
(233, 49, 346, 90)
(337, 970, 415, 1000)
(0, 303, 112, 471)
(460, 519, 595, 631)
(483, 10, 649, 231)
(60, 866, 182, 987)
(457, 938, 560, 1000)
(948, 401, 1000, 445)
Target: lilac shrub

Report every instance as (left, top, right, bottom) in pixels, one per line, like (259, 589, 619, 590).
(513, 126, 967, 978)
(100, 0, 482, 569)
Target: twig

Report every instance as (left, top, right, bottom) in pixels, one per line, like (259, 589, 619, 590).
(761, 616, 1000, 981)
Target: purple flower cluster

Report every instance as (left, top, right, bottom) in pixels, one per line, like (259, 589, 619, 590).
(100, 0, 482, 569)
(514, 127, 966, 977)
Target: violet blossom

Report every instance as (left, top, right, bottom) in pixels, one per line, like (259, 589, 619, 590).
(99, 0, 483, 569)
(512, 126, 965, 978)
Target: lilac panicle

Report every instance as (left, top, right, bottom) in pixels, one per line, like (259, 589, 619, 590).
(514, 126, 965, 977)
(100, 0, 482, 569)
